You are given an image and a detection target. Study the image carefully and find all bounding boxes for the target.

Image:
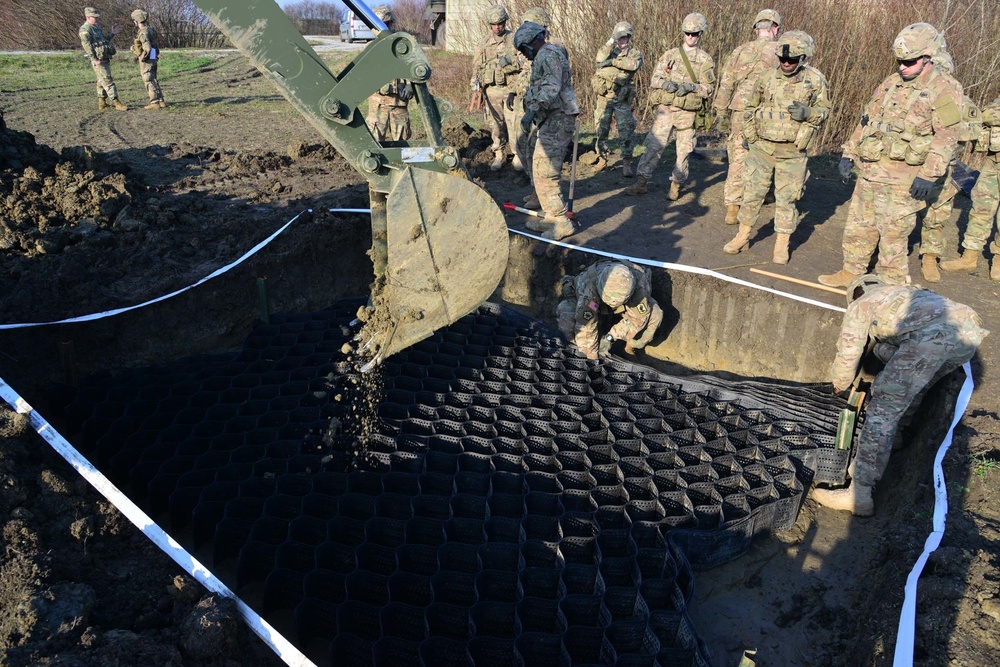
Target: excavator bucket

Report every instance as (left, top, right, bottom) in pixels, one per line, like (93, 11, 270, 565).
(359, 168, 511, 362)
(190, 0, 510, 365)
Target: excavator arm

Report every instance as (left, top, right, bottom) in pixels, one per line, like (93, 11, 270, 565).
(191, 0, 509, 365)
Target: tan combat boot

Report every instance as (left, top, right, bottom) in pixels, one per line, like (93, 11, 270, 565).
(811, 484, 875, 517)
(920, 254, 940, 283)
(621, 157, 633, 178)
(723, 225, 752, 255)
(143, 101, 160, 110)
(113, 98, 128, 111)
(940, 251, 979, 272)
(668, 181, 681, 201)
(817, 269, 862, 287)
(490, 150, 505, 172)
(772, 233, 791, 264)
(525, 217, 552, 233)
(725, 204, 739, 225)
(98, 97, 108, 110)
(158, 100, 167, 108)
(523, 193, 540, 210)
(542, 215, 574, 241)
(624, 176, 647, 196)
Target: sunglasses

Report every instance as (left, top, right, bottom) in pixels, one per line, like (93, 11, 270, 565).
(684, 32, 701, 37)
(897, 57, 922, 67)
(777, 55, 800, 64)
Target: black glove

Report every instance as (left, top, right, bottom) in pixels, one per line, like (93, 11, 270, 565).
(520, 109, 536, 135)
(663, 81, 679, 93)
(788, 101, 812, 122)
(909, 176, 936, 200)
(676, 82, 697, 96)
(505, 92, 515, 111)
(598, 335, 613, 358)
(838, 157, 854, 181)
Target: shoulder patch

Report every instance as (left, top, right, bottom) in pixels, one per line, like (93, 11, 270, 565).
(935, 95, 962, 127)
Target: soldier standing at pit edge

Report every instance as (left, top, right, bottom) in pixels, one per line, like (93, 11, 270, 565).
(515, 20, 580, 242)
(80, 7, 127, 111)
(940, 96, 1000, 282)
(818, 23, 963, 288)
(722, 30, 830, 264)
(472, 6, 523, 172)
(556, 261, 664, 360)
(713, 9, 781, 225)
(365, 6, 414, 143)
(811, 275, 988, 516)
(130, 9, 166, 110)
(591, 21, 643, 176)
(625, 13, 715, 202)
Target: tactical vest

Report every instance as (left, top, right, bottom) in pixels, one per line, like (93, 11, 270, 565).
(754, 72, 820, 145)
(855, 74, 955, 166)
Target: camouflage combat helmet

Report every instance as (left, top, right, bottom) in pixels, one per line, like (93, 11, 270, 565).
(131, 9, 148, 23)
(845, 274, 884, 306)
(776, 30, 815, 59)
(753, 9, 781, 29)
(681, 12, 708, 34)
(487, 5, 509, 25)
(522, 7, 551, 28)
(597, 264, 636, 308)
(514, 21, 546, 51)
(373, 5, 394, 24)
(612, 21, 634, 40)
(893, 22, 940, 60)
(84, 7, 100, 17)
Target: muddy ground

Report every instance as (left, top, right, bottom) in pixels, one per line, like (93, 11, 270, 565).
(0, 52, 998, 666)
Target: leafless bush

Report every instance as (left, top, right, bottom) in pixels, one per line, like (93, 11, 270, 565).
(497, 0, 1000, 153)
(3, 0, 225, 51)
(391, 0, 432, 44)
(283, 1, 342, 36)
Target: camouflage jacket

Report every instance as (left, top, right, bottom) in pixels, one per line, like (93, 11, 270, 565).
(524, 43, 581, 119)
(593, 43, 643, 88)
(511, 38, 565, 97)
(843, 66, 964, 185)
(649, 45, 715, 111)
(744, 64, 830, 154)
(831, 285, 988, 389)
(132, 25, 159, 61)
(569, 261, 654, 357)
(371, 80, 413, 108)
(714, 36, 778, 112)
(80, 22, 115, 62)
(473, 29, 521, 89)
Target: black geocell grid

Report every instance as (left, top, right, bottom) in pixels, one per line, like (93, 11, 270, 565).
(65, 300, 849, 667)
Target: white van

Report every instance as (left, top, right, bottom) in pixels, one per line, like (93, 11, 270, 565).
(339, 11, 376, 43)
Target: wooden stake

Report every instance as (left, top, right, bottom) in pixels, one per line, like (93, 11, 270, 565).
(749, 267, 847, 295)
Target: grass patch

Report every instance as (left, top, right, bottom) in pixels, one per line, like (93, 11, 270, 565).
(971, 453, 1000, 482)
(0, 54, 91, 90)
(157, 54, 217, 77)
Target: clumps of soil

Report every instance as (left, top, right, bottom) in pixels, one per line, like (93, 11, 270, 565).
(0, 124, 133, 257)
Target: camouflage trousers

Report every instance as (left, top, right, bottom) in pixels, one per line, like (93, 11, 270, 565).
(852, 324, 980, 487)
(484, 85, 517, 153)
(556, 297, 599, 357)
(961, 154, 1000, 253)
(139, 60, 163, 102)
(737, 141, 808, 233)
(593, 93, 636, 158)
(723, 112, 752, 206)
(635, 105, 696, 183)
(841, 178, 926, 284)
(92, 60, 118, 100)
(918, 164, 959, 257)
(367, 104, 411, 142)
(532, 112, 576, 217)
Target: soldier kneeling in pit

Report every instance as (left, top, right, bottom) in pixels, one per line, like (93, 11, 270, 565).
(556, 261, 663, 360)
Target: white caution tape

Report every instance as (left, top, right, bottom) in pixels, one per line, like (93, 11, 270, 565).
(893, 361, 974, 666)
(0, 377, 318, 667)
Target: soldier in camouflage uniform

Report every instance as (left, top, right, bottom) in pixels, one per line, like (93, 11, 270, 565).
(515, 21, 581, 241)
(625, 13, 715, 202)
(80, 7, 127, 111)
(556, 261, 664, 360)
(130, 10, 165, 110)
(916, 47, 980, 283)
(722, 31, 830, 264)
(713, 9, 781, 225)
(941, 97, 1000, 282)
(366, 7, 414, 142)
(473, 6, 523, 172)
(591, 21, 643, 176)
(819, 23, 964, 288)
(812, 275, 988, 516)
